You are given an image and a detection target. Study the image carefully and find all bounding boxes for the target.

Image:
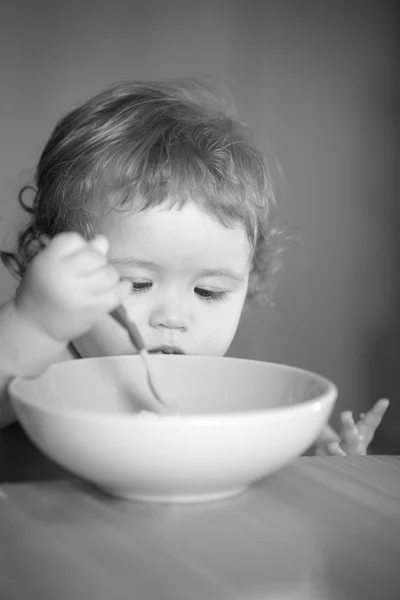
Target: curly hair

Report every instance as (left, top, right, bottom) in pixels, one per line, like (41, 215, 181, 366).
(0, 79, 282, 304)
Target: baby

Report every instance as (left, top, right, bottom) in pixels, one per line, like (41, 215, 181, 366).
(0, 79, 388, 454)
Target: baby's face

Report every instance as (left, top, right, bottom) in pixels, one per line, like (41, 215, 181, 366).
(73, 200, 252, 358)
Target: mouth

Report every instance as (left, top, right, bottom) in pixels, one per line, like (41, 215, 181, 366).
(148, 346, 185, 355)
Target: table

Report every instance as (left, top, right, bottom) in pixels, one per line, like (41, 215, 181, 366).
(1, 424, 400, 600)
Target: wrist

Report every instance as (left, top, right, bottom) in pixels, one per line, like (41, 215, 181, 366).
(1, 300, 66, 378)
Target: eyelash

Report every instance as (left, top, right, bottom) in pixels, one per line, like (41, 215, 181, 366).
(124, 281, 228, 302)
(195, 288, 228, 302)
(129, 282, 151, 293)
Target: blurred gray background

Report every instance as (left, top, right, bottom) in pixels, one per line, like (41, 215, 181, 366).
(0, 0, 398, 451)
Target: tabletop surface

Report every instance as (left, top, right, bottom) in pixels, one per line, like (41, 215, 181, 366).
(1, 425, 400, 600)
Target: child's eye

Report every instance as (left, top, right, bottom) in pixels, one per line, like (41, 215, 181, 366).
(121, 279, 152, 293)
(132, 282, 152, 292)
(195, 288, 228, 302)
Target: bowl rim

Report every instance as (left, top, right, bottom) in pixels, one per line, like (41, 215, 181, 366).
(9, 355, 338, 425)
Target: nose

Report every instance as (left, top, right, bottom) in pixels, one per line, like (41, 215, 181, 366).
(149, 294, 189, 332)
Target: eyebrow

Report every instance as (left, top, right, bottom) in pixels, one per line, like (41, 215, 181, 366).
(110, 259, 245, 283)
(197, 268, 245, 283)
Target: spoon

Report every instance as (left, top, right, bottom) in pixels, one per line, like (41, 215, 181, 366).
(39, 234, 173, 414)
(111, 305, 173, 414)
(36, 234, 172, 414)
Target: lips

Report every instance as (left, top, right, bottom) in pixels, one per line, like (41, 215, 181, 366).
(148, 345, 185, 355)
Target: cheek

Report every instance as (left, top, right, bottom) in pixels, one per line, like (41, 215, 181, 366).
(123, 295, 150, 321)
(201, 301, 244, 344)
(200, 323, 238, 356)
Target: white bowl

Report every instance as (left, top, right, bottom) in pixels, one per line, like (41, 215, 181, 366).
(10, 356, 337, 503)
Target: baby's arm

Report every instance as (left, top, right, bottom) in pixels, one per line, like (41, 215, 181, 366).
(315, 398, 389, 456)
(0, 300, 66, 426)
(0, 233, 130, 427)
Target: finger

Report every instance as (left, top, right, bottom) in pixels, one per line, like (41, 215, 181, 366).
(84, 266, 121, 293)
(93, 280, 132, 312)
(68, 247, 109, 273)
(118, 279, 132, 301)
(327, 442, 347, 457)
(359, 399, 390, 434)
(316, 425, 341, 446)
(45, 232, 87, 257)
(315, 445, 329, 457)
(339, 411, 360, 444)
(89, 235, 109, 257)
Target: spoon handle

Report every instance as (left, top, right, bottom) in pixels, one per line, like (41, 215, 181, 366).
(110, 306, 172, 414)
(112, 305, 146, 352)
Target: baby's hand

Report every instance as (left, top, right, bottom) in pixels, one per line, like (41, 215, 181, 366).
(14, 232, 130, 343)
(316, 399, 390, 456)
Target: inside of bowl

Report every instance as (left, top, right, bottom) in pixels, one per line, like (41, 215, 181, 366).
(11, 356, 333, 416)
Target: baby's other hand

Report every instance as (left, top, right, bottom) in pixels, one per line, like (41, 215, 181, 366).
(14, 232, 131, 343)
(317, 399, 390, 456)
(337, 398, 390, 455)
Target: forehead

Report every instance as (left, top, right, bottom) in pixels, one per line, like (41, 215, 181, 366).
(100, 201, 252, 270)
